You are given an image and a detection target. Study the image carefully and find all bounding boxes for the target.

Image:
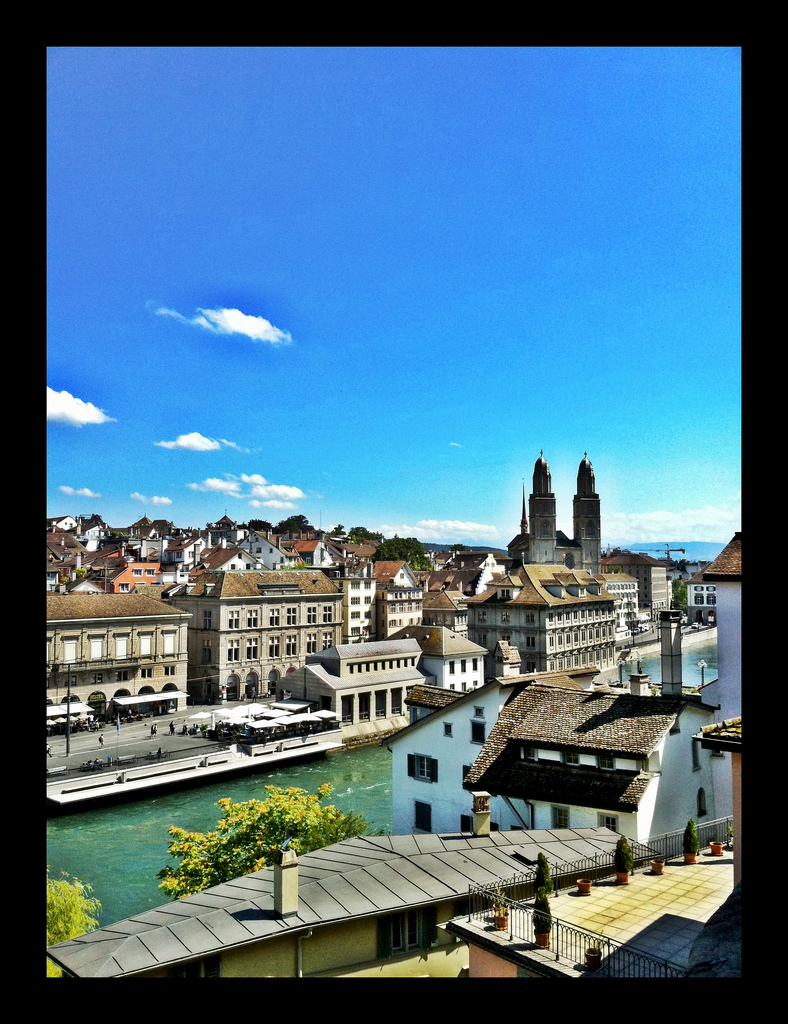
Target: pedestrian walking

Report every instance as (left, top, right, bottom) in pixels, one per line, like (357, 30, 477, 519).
(169, 720, 175, 736)
(98, 734, 104, 748)
(47, 744, 52, 758)
(153, 722, 158, 737)
(150, 723, 155, 738)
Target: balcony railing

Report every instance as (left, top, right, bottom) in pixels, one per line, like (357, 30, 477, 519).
(465, 815, 732, 978)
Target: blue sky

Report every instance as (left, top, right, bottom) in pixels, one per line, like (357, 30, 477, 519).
(47, 47, 741, 548)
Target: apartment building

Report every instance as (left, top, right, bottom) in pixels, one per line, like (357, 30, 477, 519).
(467, 565, 618, 679)
(46, 593, 191, 721)
(373, 561, 424, 640)
(162, 570, 343, 703)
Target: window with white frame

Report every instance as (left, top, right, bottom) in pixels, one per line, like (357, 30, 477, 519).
(597, 753, 615, 770)
(407, 754, 438, 782)
(227, 639, 240, 661)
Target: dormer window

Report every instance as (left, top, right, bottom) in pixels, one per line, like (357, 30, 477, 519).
(499, 589, 511, 601)
(562, 751, 579, 766)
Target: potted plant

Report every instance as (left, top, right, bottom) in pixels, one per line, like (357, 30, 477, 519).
(576, 877, 593, 896)
(534, 852, 553, 899)
(533, 886, 552, 948)
(683, 819, 700, 864)
(585, 945, 603, 970)
(650, 857, 665, 875)
(614, 835, 634, 884)
(491, 885, 509, 931)
(709, 839, 724, 856)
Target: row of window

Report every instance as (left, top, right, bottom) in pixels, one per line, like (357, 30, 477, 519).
(220, 606, 335, 629)
(49, 633, 179, 663)
(217, 632, 336, 662)
(348, 657, 417, 674)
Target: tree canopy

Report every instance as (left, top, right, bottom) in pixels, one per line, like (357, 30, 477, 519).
(157, 784, 370, 899)
(47, 869, 102, 977)
(275, 514, 313, 535)
(348, 526, 383, 543)
(371, 536, 431, 571)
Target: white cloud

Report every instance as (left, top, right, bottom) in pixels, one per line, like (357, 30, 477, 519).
(602, 495, 741, 545)
(47, 387, 116, 427)
(155, 432, 221, 451)
(130, 492, 172, 506)
(450, 442, 462, 448)
(249, 499, 297, 510)
(154, 305, 292, 345)
(187, 473, 305, 508)
(59, 485, 101, 498)
(379, 519, 500, 542)
(186, 477, 243, 496)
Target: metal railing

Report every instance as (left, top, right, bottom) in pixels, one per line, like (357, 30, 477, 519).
(468, 887, 684, 978)
(465, 815, 733, 978)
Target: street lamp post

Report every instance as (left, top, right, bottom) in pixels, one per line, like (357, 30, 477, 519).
(697, 660, 707, 688)
(617, 657, 628, 686)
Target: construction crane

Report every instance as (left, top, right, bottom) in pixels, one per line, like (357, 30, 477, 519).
(637, 545, 686, 565)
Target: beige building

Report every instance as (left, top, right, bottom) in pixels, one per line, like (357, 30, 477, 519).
(46, 593, 191, 721)
(597, 571, 639, 634)
(467, 565, 618, 679)
(601, 552, 669, 620)
(162, 570, 343, 703)
(372, 561, 423, 640)
(335, 561, 378, 643)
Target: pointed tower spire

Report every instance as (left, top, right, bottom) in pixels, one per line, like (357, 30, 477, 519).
(520, 481, 528, 532)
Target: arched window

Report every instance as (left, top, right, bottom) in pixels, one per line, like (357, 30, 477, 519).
(697, 787, 707, 818)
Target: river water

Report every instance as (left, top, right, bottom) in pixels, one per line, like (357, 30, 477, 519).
(47, 639, 717, 928)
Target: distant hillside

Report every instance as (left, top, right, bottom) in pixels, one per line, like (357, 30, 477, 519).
(607, 541, 726, 563)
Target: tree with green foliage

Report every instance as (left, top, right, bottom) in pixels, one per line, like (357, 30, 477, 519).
(348, 526, 383, 543)
(614, 835, 634, 874)
(534, 852, 552, 895)
(275, 514, 313, 535)
(672, 578, 687, 610)
(372, 536, 431, 571)
(683, 819, 700, 855)
(46, 869, 102, 977)
(533, 887, 552, 934)
(157, 784, 370, 899)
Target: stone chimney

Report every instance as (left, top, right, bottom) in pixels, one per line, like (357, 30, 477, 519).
(273, 846, 299, 918)
(471, 792, 491, 836)
(660, 609, 683, 696)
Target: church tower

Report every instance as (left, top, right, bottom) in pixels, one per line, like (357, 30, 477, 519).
(528, 451, 557, 564)
(573, 452, 601, 573)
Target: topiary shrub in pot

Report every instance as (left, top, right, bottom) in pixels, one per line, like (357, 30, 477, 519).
(683, 819, 700, 863)
(614, 835, 634, 883)
(533, 886, 552, 948)
(534, 852, 552, 899)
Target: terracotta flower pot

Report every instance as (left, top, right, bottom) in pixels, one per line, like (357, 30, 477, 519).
(585, 947, 602, 970)
(651, 859, 665, 875)
(615, 870, 630, 884)
(493, 911, 509, 931)
(710, 841, 724, 856)
(577, 878, 593, 896)
(683, 852, 697, 864)
(534, 932, 550, 949)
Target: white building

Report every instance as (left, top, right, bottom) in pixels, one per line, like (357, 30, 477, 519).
(388, 625, 487, 691)
(389, 614, 731, 840)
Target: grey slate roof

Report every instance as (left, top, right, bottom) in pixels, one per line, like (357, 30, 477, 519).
(46, 827, 621, 978)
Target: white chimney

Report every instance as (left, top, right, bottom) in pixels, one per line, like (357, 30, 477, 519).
(660, 609, 683, 696)
(273, 847, 299, 918)
(471, 792, 491, 836)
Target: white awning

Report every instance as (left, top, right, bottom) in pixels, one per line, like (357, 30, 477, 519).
(270, 700, 312, 711)
(111, 691, 190, 706)
(313, 709, 338, 719)
(47, 702, 93, 717)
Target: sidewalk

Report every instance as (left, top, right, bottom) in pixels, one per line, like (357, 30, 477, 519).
(46, 698, 262, 772)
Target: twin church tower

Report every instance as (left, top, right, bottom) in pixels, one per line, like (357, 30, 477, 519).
(507, 452, 601, 574)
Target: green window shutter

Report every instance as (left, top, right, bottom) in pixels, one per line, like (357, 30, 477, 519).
(429, 757, 438, 783)
(377, 916, 392, 959)
(407, 754, 415, 777)
(422, 905, 438, 948)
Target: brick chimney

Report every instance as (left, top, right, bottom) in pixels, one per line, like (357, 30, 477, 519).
(273, 846, 299, 918)
(660, 609, 683, 696)
(471, 792, 491, 836)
